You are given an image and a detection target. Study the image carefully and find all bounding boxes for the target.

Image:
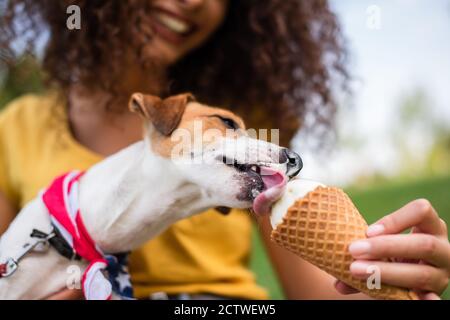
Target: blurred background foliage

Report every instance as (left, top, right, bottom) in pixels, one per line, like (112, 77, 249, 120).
(0, 56, 44, 108)
(346, 88, 450, 188)
(0, 56, 44, 109)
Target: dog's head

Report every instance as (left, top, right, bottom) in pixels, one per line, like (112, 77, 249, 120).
(129, 93, 303, 215)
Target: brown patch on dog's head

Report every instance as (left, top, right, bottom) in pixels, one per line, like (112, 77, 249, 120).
(129, 93, 195, 135)
(130, 92, 246, 158)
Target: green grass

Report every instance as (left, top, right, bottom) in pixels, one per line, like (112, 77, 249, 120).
(250, 175, 450, 300)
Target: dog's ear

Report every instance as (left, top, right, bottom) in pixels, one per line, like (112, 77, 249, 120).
(160, 93, 195, 133)
(129, 93, 194, 135)
(129, 93, 162, 119)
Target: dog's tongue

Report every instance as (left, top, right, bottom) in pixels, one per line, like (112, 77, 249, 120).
(252, 167, 287, 216)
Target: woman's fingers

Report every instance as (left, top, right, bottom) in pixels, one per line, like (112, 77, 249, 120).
(367, 199, 446, 238)
(334, 280, 360, 295)
(417, 291, 441, 300)
(346, 199, 449, 298)
(350, 260, 449, 294)
(349, 234, 450, 269)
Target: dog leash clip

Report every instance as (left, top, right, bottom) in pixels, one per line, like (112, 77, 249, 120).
(0, 230, 54, 278)
(0, 258, 19, 278)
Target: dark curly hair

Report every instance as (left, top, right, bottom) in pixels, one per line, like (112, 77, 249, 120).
(0, 0, 348, 146)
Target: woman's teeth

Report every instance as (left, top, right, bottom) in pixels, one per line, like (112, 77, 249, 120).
(154, 12, 191, 34)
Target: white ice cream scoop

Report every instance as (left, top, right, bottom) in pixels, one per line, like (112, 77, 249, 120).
(270, 179, 325, 229)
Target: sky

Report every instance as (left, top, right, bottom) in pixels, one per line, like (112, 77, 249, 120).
(296, 0, 450, 186)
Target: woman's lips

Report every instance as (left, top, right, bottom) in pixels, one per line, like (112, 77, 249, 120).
(150, 8, 196, 45)
(155, 11, 191, 34)
(252, 167, 288, 216)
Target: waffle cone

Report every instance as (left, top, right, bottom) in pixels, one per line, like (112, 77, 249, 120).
(271, 186, 418, 300)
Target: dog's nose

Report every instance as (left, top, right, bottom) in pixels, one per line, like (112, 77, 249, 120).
(282, 149, 303, 178)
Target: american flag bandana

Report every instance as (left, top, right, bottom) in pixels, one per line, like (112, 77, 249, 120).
(41, 171, 133, 300)
(105, 253, 134, 299)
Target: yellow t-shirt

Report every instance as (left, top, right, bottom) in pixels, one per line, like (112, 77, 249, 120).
(0, 93, 268, 299)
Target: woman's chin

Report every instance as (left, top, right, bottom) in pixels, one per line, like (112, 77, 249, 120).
(149, 37, 198, 66)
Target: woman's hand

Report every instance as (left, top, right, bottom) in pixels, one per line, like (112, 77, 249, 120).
(335, 199, 450, 300)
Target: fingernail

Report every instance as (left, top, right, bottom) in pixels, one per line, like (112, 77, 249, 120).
(366, 224, 385, 237)
(350, 261, 371, 275)
(348, 240, 371, 256)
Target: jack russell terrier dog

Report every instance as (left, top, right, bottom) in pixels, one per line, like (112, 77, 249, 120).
(0, 93, 302, 299)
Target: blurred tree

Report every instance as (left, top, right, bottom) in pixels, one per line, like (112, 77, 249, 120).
(426, 125, 450, 175)
(0, 56, 43, 109)
(391, 88, 450, 179)
(348, 87, 450, 189)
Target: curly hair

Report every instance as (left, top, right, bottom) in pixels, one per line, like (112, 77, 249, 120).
(0, 0, 348, 146)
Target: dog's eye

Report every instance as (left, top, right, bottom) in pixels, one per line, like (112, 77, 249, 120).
(219, 117, 238, 130)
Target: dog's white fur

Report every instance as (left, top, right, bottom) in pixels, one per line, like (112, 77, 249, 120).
(0, 95, 290, 299)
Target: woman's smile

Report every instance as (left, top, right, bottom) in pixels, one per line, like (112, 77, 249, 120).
(146, 0, 228, 64)
(150, 7, 197, 45)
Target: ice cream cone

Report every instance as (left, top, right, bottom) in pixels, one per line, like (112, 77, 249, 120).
(270, 180, 418, 300)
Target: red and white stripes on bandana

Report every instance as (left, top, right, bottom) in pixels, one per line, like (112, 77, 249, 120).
(41, 171, 112, 300)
